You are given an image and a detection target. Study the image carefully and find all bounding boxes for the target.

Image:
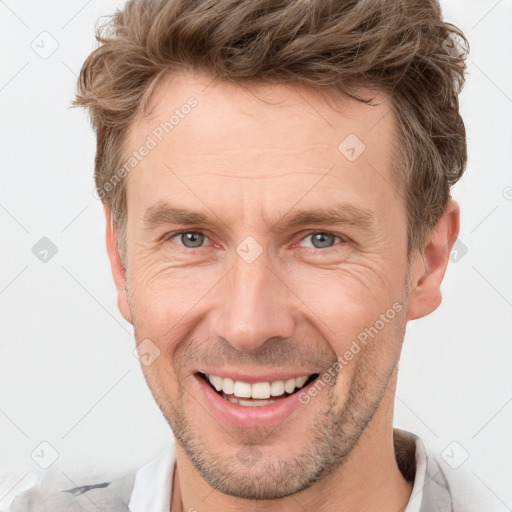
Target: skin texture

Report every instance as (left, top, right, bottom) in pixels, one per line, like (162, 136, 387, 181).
(105, 69, 460, 512)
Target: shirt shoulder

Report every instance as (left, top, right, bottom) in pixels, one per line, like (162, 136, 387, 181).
(442, 461, 505, 512)
(6, 472, 135, 512)
(400, 430, 505, 512)
(1, 443, 175, 512)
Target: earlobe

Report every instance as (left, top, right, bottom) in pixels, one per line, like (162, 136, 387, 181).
(104, 205, 132, 325)
(406, 200, 460, 321)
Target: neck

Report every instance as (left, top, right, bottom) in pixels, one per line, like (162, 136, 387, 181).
(170, 386, 413, 512)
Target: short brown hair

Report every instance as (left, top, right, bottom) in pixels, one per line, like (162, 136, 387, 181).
(74, 0, 468, 261)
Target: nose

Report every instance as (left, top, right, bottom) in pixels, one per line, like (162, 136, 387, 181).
(210, 246, 296, 353)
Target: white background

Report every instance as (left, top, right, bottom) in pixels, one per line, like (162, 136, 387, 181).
(1, 0, 511, 509)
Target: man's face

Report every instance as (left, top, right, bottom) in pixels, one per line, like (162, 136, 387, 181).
(119, 70, 412, 499)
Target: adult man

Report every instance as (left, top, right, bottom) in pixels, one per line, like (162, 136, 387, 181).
(9, 0, 495, 510)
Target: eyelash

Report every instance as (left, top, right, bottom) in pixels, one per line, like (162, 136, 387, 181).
(164, 230, 347, 251)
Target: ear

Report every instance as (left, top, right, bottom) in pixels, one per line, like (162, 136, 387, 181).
(104, 205, 132, 324)
(406, 199, 460, 321)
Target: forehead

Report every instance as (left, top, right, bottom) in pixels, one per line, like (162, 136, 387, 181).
(122, 70, 401, 225)
(126, 69, 397, 168)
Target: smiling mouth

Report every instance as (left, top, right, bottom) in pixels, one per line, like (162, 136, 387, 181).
(197, 372, 320, 407)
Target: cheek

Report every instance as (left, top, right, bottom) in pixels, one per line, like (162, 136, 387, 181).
(128, 245, 220, 314)
(287, 262, 404, 343)
(127, 262, 223, 376)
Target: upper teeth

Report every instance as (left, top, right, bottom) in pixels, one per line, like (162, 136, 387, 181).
(206, 374, 311, 399)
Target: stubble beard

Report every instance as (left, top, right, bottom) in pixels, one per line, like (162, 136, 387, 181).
(134, 319, 406, 501)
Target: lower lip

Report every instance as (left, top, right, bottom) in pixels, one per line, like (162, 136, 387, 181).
(193, 373, 318, 429)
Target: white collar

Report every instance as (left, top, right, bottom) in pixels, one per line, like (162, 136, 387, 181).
(403, 434, 429, 512)
(129, 442, 175, 512)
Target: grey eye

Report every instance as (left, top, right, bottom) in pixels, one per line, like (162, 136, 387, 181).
(308, 233, 337, 249)
(179, 232, 205, 248)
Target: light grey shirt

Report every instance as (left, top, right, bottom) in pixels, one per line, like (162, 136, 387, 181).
(3, 429, 498, 511)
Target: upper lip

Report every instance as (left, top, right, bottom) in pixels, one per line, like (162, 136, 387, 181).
(196, 369, 320, 384)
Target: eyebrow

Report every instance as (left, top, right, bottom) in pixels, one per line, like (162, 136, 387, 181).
(142, 202, 375, 233)
(143, 204, 222, 229)
(268, 204, 375, 233)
